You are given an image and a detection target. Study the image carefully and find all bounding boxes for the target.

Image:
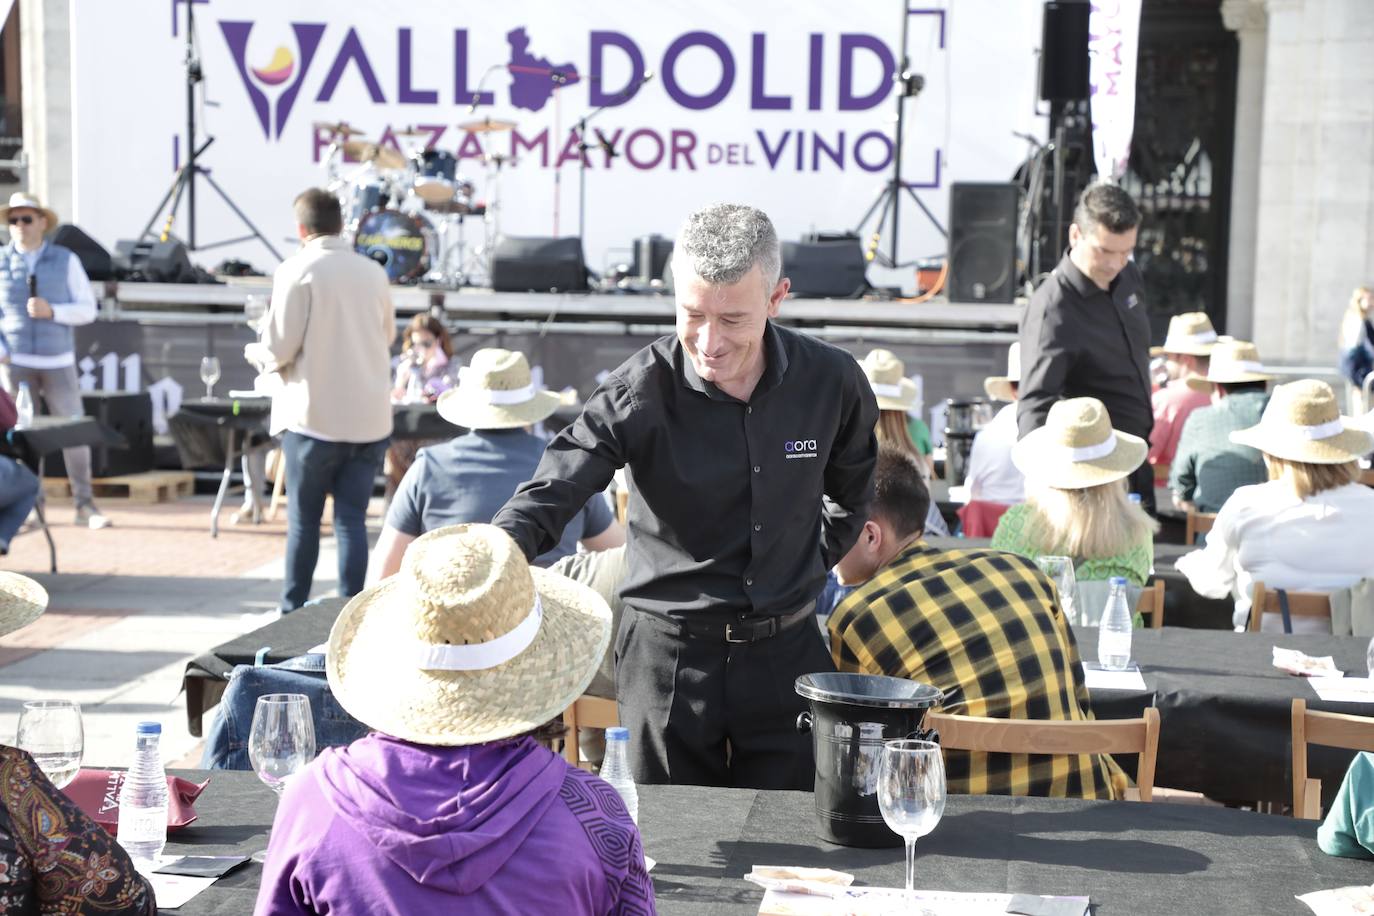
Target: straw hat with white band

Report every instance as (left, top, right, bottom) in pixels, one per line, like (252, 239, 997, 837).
(984, 343, 1021, 403)
(436, 348, 560, 430)
(860, 349, 917, 411)
(0, 572, 47, 638)
(1185, 340, 1275, 391)
(1011, 397, 1147, 490)
(1149, 311, 1219, 357)
(327, 524, 611, 747)
(0, 192, 59, 231)
(1229, 379, 1373, 465)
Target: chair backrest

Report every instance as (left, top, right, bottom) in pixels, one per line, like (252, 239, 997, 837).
(562, 694, 620, 769)
(1248, 581, 1333, 632)
(1291, 698, 1374, 819)
(1360, 468, 1374, 488)
(1184, 509, 1218, 546)
(926, 707, 1160, 802)
(1136, 580, 1165, 629)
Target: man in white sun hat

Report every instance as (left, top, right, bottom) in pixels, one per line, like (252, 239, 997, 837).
(964, 342, 1025, 504)
(0, 192, 109, 529)
(1147, 311, 1219, 480)
(367, 348, 623, 582)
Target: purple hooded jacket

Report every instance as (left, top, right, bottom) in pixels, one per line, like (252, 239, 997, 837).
(253, 734, 655, 915)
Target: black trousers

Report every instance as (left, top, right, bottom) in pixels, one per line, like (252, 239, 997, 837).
(613, 609, 836, 790)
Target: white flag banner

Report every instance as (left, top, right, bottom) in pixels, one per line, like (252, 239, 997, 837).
(1088, 0, 1142, 180)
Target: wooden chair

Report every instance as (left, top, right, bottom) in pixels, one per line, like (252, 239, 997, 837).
(1247, 581, 1332, 632)
(926, 707, 1160, 801)
(1136, 580, 1165, 629)
(1291, 698, 1374, 819)
(562, 695, 619, 769)
(1360, 468, 1374, 488)
(1184, 509, 1217, 546)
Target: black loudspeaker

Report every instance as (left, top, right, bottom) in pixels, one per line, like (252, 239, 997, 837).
(632, 234, 674, 284)
(781, 239, 867, 299)
(42, 391, 155, 479)
(112, 239, 197, 283)
(490, 236, 588, 292)
(51, 225, 113, 281)
(1040, 0, 1090, 101)
(948, 183, 1021, 304)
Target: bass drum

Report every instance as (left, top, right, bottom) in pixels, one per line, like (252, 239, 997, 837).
(354, 210, 431, 284)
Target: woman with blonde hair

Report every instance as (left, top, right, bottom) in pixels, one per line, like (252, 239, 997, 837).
(858, 349, 948, 536)
(991, 397, 1158, 586)
(1177, 379, 1374, 631)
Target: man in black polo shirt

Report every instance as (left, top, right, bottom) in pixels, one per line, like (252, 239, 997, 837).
(493, 203, 878, 789)
(1018, 182, 1156, 510)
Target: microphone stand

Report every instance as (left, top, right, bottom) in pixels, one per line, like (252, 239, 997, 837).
(572, 70, 654, 246)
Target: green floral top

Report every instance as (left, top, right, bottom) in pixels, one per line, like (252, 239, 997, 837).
(989, 502, 1152, 586)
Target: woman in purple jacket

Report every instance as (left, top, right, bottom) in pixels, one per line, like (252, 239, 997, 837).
(254, 524, 654, 915)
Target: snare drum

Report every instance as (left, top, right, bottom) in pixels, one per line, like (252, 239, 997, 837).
(413, 150, 459, 205)
(343, 180, 392, 227)
(354, 210, 431, 284)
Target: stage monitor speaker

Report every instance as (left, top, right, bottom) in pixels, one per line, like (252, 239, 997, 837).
(948, 182, 1020, 304)
(632, 234, 674, 284)
(490, 236, 588, 292)
(52, 224, 113, 281)
(1039, 0, 1091, 102)
(781, 239, 867, 299)
(42, 391, 155, 479)
(112, 239, 197, 283)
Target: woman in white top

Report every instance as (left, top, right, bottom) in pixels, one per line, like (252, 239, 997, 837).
(1176, 379, 1374, 631)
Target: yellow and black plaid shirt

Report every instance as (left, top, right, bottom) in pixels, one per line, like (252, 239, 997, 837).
(828, 542, 1126, 799)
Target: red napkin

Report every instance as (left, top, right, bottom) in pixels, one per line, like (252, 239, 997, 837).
(62, 770, 209, 832)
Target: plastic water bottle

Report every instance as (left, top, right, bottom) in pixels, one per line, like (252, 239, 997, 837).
(116, 722, 168, 868)
(14, 382, 33, 429)
(599, 726, 639, 824)
(1097, 577, 1134, 671)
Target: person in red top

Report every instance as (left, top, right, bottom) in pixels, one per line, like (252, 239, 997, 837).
(1148, 312, 1218, 479)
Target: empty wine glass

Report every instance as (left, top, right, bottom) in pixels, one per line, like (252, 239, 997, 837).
(877, 739, 946, 898)
(200, 356, 222, 399)
(1036, 555, 1079, 625)
(16, 699, 84, 789)
(244, 294, 269, 332)
(247, 693, 315, 863)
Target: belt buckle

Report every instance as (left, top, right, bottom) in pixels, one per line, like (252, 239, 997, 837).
(723, 621, 753, 644)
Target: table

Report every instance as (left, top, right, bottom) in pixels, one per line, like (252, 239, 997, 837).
(161, 771, 1372, 915)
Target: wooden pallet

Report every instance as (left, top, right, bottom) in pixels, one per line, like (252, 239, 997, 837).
(42, 470, 195, 504)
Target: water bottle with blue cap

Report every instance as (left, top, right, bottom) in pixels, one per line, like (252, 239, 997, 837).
(599, 726, 638, 823)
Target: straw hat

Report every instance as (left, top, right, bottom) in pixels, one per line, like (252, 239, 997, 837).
(326, 524, 611, 747)
(1229, 379, 1373, 464)
(0, 572, 47, 638)
(1012, 397, 1147, 489)
(983, 343, 1021, 402)
(1149, 312, 1219, 357)
(860, 349, 917, 411)
(0, 193, 59, 231)
(436, 348, 560, 430)
(1186, 340, 1275, 390)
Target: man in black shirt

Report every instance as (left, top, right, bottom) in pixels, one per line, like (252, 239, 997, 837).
(493, 204, 878, 788)
(1018, 182, 1156, 510)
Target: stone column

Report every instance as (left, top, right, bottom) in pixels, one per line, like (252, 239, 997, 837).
(18, 0, 72, 217)
(1220, 0, 1267, 342)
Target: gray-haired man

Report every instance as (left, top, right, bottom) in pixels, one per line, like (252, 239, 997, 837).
(494, 204, 878, 789)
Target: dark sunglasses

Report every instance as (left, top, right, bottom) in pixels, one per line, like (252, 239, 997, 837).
(7, 215, 33, 226)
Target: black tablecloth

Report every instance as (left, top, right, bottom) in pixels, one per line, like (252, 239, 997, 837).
(176, 398, 459, 442)
(161, 771, 1371, 915)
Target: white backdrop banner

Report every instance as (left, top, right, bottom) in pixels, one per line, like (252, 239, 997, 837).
(1088, 0, 1142, 180)
(72, 1, 1045, 287)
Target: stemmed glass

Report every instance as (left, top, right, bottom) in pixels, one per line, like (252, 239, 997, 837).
(16, 699, 84, 789)
(1036, 556, 1079, 625)
(247, 694, 315, 863)
(877, 739, 947, 899)
(200, 356, 222, 399)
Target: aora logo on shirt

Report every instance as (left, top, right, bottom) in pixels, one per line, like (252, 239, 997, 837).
(784, 439, 818, 459)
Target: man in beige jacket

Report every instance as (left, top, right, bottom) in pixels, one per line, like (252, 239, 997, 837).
(251, 188, 396, 611)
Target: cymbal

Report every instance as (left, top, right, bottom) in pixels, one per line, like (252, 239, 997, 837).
(314, 121, 365, 137)
(392, 125, 431, 138)
(342, 140, 407, 170)
(459, 117, 518, 134)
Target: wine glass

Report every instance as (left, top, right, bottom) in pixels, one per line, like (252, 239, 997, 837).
(200, 356, 222, 399)
(1036, 555, 1079, 625)
(244, 294, 269, 332)
(16, 699, 84, 789)
(247, 694, 315, 863)
(877, 739, 946, 898)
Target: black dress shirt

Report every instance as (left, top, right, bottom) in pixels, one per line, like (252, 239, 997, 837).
(1017, 253, 1153, 440)
(493, 322, 879, 618)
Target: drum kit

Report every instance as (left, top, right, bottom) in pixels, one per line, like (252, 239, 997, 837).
(317, 119, 519, 286)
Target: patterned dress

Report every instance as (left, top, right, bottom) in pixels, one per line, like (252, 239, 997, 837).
(0, 746, 154, 914)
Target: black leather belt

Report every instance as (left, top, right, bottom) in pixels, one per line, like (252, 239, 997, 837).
(640, 601, 817, 644)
